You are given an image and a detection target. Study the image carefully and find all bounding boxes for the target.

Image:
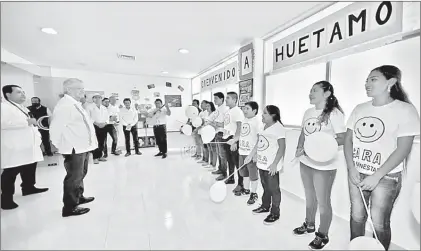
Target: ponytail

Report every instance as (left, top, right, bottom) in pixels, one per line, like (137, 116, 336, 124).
(314, 81, 343, 125)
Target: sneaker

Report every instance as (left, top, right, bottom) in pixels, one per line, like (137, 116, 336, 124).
(263, 214, 279, 225)
(234, 188, 250, 196)
(308, 232, 329, 250)
(293, 222, 316, 236)
(93, 159, 99, 164)
(247, 193, 258, 205)
(211, 170, 222, 175)
(99, 157, 107, 162)
(252, 206, 270, 215)
(224, 178, 235, 184)
(232, 184, 243, 193)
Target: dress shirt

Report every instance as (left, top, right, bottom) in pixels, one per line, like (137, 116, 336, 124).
(150, 107, 168, 125)
(119, 107, 138, 126)
(1, 101, 43, 169)
(107, 104, 120, 124)
(49, 94, 98, 154)
(87, 103, 109, 124)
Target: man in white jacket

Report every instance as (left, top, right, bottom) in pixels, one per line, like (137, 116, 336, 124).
(50, 78, 97, 217)
(1, 85, 48, 210)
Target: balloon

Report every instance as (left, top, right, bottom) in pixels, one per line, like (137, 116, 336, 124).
(185, 106, 199, 118)
(304, 132, 338, 163)
(192, 117, 203, 127)
(181, 125, 193, 136)
(209, 181, 227, 203)
(412, 182, 420, 224)
(348, 236, 384, 250)
(200, 125, 216, 144)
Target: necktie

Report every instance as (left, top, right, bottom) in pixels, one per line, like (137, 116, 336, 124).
(74, 104, 93, 145)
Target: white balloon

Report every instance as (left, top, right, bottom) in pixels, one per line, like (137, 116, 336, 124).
(185, 106, 199, 118)
(209, 181, 227, 203)
(181, 125, 193, 136)
(201, 125, 216, 144)
(192, 117, 203, 127)
(304, 132, 338, 163)
(348, 236, 384, 250)
(412, 182, 420, 224)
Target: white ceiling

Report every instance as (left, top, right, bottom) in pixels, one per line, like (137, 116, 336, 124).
(1, 1, 329, 79)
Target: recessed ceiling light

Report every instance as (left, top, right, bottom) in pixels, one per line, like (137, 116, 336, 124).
(162, 71, 169, 74)
(41, 28, 58, 35)
(178, 48, 189, 54)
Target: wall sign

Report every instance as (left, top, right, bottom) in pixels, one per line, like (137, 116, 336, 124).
(131, 89, 140, 100)
(238, 79, 253, 107)
(200, 61, 238, 91)
(238, 43, 254, 81)
(272, 1, 403, 71)
(165, 95, 182, 107)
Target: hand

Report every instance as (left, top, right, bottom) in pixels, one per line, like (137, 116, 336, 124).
(27, 118, 37, 126)
(227, 139, 236, 146)
(252, 154, 257, 163)
(348, 167, 361, 186)
(268, 164, 277, 176)
(295, 147, 305, 157)
(358, 175, 381, 191)
(99, 123, 107, 128)
(230, 143, 238, 151)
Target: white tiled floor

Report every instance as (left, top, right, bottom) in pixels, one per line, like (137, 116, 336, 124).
(1, 133, 404, 250)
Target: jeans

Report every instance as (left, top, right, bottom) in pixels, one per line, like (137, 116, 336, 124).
(215, 132, 226, 172)
(300, 163, 337, 235)
(153, 124, 167, 154)
(209, 140, 218, 167)
(349, 172, 402, 251)
(1, 162, 37, 198)
(259, 169, 282, 215)
(123, 125, 140, 153)
(62, 150, 89, 209)
(93, 125, 107, 159)
(103, 124, 118, 155)
(193, 132, 202, 156)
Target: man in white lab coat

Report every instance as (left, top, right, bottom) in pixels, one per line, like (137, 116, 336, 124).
(1, 85, 49, 210)
(50, 78, 97, 217)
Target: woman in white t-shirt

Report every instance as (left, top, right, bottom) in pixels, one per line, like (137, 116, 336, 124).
(245, 105, 286, 225)
(235, 102, 263, 205)
(200, 101, 218, 170)
(344, 65, 420, 251)
(292, 81, 346, 250)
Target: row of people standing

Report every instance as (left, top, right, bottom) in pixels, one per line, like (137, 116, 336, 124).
(189, 65, 420, 251)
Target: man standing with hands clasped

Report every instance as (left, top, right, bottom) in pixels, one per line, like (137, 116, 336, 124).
(120, 98, 142, 157)
(147, 99, 171, 159)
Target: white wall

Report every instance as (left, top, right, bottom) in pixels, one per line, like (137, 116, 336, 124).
(1, 62, 35, 106)
(50, 68, 192, 132)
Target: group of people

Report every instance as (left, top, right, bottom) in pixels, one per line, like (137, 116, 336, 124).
(185, 65, 420, 251)
(1, 78, 171, 218)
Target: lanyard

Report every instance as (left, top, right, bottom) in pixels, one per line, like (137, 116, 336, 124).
(7, 100, 33, 118)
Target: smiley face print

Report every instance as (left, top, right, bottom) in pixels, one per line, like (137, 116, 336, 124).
(257, 135, 269, 152)
(354, 116, 385, 143)
(303, 117, 322, 136)
(241, 123, 251, 137)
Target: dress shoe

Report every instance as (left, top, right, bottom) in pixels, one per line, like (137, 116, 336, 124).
(212, 170, 222, 175)
(162, 153, 167, 159)
(62, 206, 90, 217)
(103, 154, 108, 158)
(155, 152, 163, 157)
(1, 196, 18, 210)
(216, 175, 226, 181)
(224, 179, 235, 184)
(135, 152, 142, 155)
(93, 159, 99, 164)
(99, 157, 107, 162)
(22, 187, 49, 196)
(112, 152, 121, 156)
(79, 196, 95, 205)
(125, 153, 131, 157)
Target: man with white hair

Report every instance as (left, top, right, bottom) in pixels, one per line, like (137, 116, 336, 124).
(50, 78, 97, 217)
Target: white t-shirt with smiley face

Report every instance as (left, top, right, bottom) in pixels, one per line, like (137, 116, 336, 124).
(300, 107, 346, 170)
(223, 106, 244, 139)
(347, 100, 420, 175)
(239, 116, 264, 156)
(256, 122, 286, 171)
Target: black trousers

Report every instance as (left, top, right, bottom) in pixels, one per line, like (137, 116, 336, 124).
(62, 150, 89, 209)
(93, 125, 107, 159)
(123, 125, 140, 153)
(223, 136, 243, 186)
(103, 124, 118, 155)
(39, 129, 52, 154)
(260, 169, 282, 216)
(153, 124, 167, 154)
(1, 162, 37, 198)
